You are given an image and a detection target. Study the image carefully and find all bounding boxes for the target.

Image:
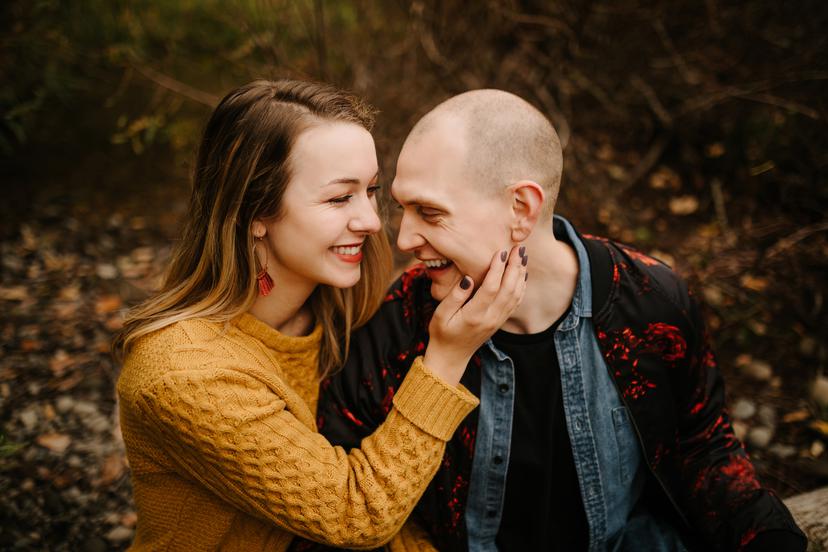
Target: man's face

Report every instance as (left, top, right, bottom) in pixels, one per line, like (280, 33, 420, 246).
(391, 119, 514, 300)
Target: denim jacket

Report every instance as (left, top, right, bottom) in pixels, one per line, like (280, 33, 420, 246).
(465, 216, 644, 551)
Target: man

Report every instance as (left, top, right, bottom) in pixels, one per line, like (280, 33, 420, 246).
(316, 90, 805, 551)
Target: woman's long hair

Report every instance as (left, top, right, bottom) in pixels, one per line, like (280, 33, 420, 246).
(114, 79, 393, 376)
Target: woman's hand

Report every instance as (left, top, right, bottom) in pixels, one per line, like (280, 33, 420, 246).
(424, 245, 528, 386)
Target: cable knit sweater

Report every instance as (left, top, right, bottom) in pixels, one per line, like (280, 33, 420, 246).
(117, 313, 478, 551)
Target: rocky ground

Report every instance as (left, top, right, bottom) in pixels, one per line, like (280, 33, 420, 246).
(1, 180, 827, 550)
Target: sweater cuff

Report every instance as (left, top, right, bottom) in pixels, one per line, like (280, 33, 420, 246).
(392, 356, 479, 441)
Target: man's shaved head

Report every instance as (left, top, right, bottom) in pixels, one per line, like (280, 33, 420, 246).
(405, 89, 563, 220)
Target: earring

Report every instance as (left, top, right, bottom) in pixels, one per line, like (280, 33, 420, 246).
(254, 236, 274, 296)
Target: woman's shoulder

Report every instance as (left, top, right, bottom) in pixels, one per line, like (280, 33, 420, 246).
(118, 318, 258, 397)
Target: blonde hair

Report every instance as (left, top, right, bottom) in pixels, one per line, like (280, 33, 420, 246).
(114, 79, 392, 376)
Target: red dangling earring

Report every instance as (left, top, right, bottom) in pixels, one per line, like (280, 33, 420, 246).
(254, 236, 274, 296)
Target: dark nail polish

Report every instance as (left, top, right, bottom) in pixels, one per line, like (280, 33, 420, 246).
(500, 250, 507, 262)
(525, 272, 528, 281)
(521, 254, 528, 266)
(519, 245, 526, 257)
(460, 276, 471, 290)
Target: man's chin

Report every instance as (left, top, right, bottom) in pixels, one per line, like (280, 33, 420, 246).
(428, 280, 452, 302)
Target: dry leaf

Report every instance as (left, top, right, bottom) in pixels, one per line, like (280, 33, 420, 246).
(49, 350, 73, 377)
(740, 274, 769, 292)
(0, 286, 28, 301)
(95, 295, 123, 315)
(98, 453, 126, 485)
(54, 371, 84, 391)
(36, 433, 71, 453)
(782, 410, 811, 423)
(649, 166, 681, 190)
(810, 420, 828, 437)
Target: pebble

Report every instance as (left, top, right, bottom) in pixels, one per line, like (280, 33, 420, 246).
(730, 399, 756, 420)
(732, 420, 748, 442)
(96, 263, 118, 280)
(747, 426, 774, 449)
(741, 359, 773, 382)
(756, 405, 777, 428)
(55, 395, 75, 413)
(105, 526, 134, 543)
(19, 407, 39, 430)
(67, 455, 84, 468)
(84, 413, 111, 433)
(73, 400, 99, 417)
(768, 444, 797, 459)
(812, 376, 828, 409)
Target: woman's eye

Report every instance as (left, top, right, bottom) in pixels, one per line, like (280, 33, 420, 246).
(329, 195, 352, 204)
(367, 185, 381, 196)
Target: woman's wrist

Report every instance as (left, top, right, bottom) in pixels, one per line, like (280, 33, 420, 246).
(422, 345, 470, 387)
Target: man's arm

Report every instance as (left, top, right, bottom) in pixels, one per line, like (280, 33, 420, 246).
(673, 289, 806, 551)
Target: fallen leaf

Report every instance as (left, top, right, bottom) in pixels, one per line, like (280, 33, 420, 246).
(20, 339, 41, 352)
(669, 195, 699, 215)
(98, 453, 126, 485)
(782, 410, 811, 423)
(121, 511, 138, 528)
(105, 314, 124, 331)
(49, 350, 73, 377)
(740, 274, 769, 292)
(53, 371, 84, 391)
(0, 286, 28, 301)
(649, 166, 681, 190)
(810, 420, 828, 437)
(705, 143, 726, 158)
(58, 285, 81, 302)
(95, 295, 123, 315)
(36, 433, 71, 453)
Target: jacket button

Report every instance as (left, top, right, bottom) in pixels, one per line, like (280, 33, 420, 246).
(498, 383, 509, 393)
(493, 455, 503, 465)
(486, 510, 497, 518)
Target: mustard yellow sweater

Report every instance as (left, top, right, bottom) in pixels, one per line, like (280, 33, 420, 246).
(117, 313, 477, 551)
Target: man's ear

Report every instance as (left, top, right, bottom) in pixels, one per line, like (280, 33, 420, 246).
(509, 180, 545, 242)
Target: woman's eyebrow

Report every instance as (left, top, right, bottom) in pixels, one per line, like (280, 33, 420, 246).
(324, 171, 380, 187)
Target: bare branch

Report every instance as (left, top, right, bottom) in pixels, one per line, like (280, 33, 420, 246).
(131, 64, 218, 107)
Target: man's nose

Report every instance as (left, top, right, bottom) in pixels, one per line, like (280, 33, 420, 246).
(396, 211, 424, 252)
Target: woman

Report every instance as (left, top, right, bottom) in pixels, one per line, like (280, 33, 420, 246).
(114, 79, 527, 550)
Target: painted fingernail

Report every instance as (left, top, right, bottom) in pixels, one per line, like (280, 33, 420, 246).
(521, 254, 528, 266)
(525, 272, 528, 281)
(500, 250, 507, 262)
(460, 276, 471, 290)
(519, 245, 526, 257)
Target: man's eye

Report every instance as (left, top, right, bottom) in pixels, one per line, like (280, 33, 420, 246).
(329, 195, 352, 204)
(418, 207, 441, 220)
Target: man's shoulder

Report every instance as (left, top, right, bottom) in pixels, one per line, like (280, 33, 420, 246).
(580, 233, 696, 325)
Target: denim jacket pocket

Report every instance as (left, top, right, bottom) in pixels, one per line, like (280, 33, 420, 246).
(611, 406, 637, 484)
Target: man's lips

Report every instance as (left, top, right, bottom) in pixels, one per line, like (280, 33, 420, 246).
(420, 258, 453, 273)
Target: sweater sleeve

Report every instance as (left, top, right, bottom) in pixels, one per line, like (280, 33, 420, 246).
(134, 355, 477, 549)
(387, 519, 439, 552)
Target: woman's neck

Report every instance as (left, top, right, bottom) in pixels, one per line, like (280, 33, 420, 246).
(247, 272, 316, 336)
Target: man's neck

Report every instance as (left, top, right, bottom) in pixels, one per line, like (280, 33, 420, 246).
(499, 227, 579, 335)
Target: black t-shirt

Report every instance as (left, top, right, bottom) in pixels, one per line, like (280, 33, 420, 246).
(492, 310, 589, 551)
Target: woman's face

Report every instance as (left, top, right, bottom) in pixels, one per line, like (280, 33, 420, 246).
(257, 121, 381, 291)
